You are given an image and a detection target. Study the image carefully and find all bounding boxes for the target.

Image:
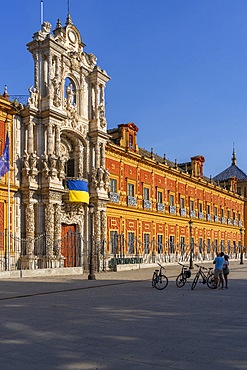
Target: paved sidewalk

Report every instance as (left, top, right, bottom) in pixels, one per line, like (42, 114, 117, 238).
(0, 261, 246, 369)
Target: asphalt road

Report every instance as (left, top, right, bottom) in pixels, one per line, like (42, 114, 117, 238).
(0, 261, 246, 370)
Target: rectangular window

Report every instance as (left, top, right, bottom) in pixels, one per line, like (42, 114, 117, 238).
(180, 197, 185, 209)
(128, 183, 134, 197)
(110, 178, 117, 193)
(190, 200, 194, 211)
(157, 191, 163, 204)
(110, 231, 118, 254)
(129, 134, 133, 150)
(207, 239, 211, 253)
(169, 236, 175, 254)
(199, 238, 203, 253)
(144, 187, 149, 200)
(198, 202, 203, 213)
(180, 236, 185, 254)
(214, 206, 217, 216)
(169, 194, 174, 206)
(144, 233, 150, 253)
(221, 208, 224, 217)
(207, 205, 210, 214)
(158, 235, 163, 253)
(66, 158, 75, 177)
(227, 210, 230, 219)
(128, 232, 135, 254)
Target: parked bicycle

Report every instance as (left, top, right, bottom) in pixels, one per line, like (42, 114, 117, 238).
(176, 262, 192, 288)
(152, 263, 168, 290)
(191, 264, 214, 290)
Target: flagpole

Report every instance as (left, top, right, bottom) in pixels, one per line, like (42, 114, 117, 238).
(7, 119, 10, 271)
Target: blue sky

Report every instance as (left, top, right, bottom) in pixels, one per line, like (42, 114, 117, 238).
(1, 0, 247, 177)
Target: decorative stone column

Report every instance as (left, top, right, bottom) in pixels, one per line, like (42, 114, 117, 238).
(45, 203, 54, 256)
(20, 202, 36, 270)
(27, 122, 34, 153)
(26, 203, 35, 254)
(47, 122, 54, 154)
(53, 203, 64, 267)
(55, 125, 60, 156)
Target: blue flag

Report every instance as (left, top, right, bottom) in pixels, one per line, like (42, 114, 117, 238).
(0, 133, 10, 177)
(67, 179, 89, 204)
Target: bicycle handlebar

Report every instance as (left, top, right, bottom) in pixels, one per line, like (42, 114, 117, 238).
(195, 264, 208, 270)
(178, 262, 189, 268)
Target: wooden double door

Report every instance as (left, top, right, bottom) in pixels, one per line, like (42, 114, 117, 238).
(61, 224, 82, 267)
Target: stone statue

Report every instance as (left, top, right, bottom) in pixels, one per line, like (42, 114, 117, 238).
(28, 86, 39, 107)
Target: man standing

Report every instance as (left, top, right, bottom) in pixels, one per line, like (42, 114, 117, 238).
(213, 252, 225, 289)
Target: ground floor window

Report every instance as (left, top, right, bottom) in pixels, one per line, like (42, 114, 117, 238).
(128, 232, 135, 254)
(110, 231, 118, 254)
(144, 233, 150, 253)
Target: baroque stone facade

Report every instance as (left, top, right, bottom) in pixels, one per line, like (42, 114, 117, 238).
(18, 14, 110, 268)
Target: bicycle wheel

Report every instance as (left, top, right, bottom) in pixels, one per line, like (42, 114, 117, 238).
(191, 273, 199, 290)
(152, 272, 157, 287)
(207, 274, 215, 289)
(176, 273, 186, 288)
(154, 274, 168, 290)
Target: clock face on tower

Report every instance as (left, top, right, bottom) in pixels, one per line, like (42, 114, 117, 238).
(68, 30, 76, 44)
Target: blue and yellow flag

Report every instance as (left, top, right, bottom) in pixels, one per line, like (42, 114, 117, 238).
(0, 133, 10, 178)
(67, 180, 89, 204)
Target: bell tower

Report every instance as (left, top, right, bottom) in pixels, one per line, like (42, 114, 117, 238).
(19, 13, 110, 269)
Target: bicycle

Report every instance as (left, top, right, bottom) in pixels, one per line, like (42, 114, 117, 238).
(151, 263, 168, 290)
(191, 264, 215, 290)
(176, 262, 192, 288)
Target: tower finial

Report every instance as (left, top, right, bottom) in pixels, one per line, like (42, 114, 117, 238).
(232, 143, 237, 166)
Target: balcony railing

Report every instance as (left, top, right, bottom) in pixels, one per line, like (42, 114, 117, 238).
(143, 200, 152, 209)
(233, 220, 237, 226)
(207, 214, 212, 221)
(221, 217, 226, 224)
(227, 218, 232, 225)
(127, 196, 137, 206)
(109, 192, 120, 203)
(190, 210, 196, 218)
(239, 220, 242, 227)
(214, 215, 219, 222)
(169, 206, 176, 215)
(157, 203, 165, 212)
(198, 212, 204, 220)
(180, 208, 186, 217)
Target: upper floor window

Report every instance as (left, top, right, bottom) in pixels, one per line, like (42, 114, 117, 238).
(207, 205, 211, 214)
(129, 134, 133, 150)
(128, 183, 134, 197)
(157, 191, 163, 204)
(198, 202, 203, 213)
(180, 197, 185, 209)
(144, 187, 150, 200)
(214, 206, 217, 216)
(190, 200, 194, 211)
(110, 178, 117, 193)
(169, 194, 175, 206)
(66, 158, 75, 177)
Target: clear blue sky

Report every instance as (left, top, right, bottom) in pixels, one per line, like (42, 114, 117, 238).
(1, 0, 247, 177)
